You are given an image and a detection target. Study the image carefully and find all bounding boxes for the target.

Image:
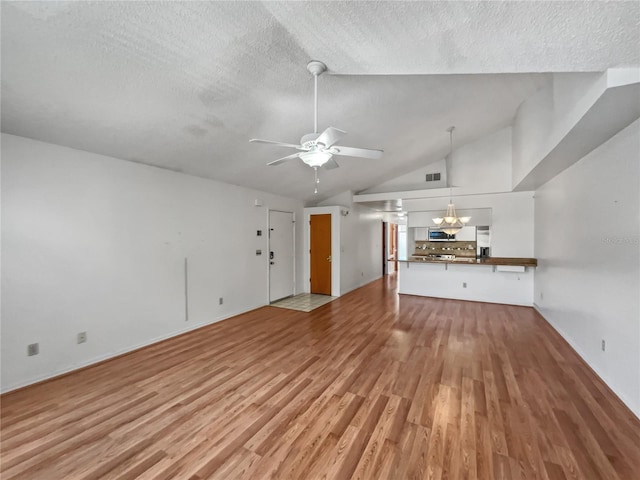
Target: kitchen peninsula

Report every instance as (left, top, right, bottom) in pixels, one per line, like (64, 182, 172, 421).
(406, 257, 537, 267)
(399, 213, 537, 306)
(399, 256, 537, 306)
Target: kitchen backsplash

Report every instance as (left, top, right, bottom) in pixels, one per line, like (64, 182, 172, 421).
(413, 240, 478, 258)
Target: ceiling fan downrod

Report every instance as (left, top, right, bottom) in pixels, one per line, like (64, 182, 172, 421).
(307, 61, 327, 135)
(308, 61, 327, 194)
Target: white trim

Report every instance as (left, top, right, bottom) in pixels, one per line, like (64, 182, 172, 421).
(340, 274, 383, 296)
(268, 209, 296, 302)
(0, 304, 265, 394)
(533, 303, 640, 420)
(303, 206, 342, 297)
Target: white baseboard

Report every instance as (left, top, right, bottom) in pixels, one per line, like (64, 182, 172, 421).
(533, 303, 639, 420)
(340, 274, 383, 296)
(1, 303, 265, 394)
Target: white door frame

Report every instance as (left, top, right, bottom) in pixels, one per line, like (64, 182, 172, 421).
(268, 210, 296, 302)
(303, 206, 342, 297)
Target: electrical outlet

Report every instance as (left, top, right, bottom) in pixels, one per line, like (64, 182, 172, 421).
(219, 297, 223, 305)
(463, 282, 467, 288)
(27, 343, 39, 356)
(77, 332, 87, 344)
(601, 340, 606, 352)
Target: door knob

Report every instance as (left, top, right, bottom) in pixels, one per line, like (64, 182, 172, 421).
(327, 256, 332, 262)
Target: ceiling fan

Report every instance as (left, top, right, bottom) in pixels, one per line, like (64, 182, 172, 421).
(250, 60, 383, 193)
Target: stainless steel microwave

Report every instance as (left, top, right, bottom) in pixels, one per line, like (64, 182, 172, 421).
(429, 229, 455, 241)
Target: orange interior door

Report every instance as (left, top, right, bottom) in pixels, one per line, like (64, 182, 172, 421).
(310, 214, 332, 295)
(393, 224, 399, 272)
(390, 223, 398, 272)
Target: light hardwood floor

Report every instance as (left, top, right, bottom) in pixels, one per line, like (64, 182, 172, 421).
(1, 275, 639, 479)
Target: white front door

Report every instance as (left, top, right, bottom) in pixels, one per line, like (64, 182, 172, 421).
(269, 210, 295, 302)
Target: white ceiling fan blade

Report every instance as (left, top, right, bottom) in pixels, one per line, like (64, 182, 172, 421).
(324, 158, 339, 170)
(332, 145, 383, 159)
(315, 127, 346, 148)
(250, 138, 301, 149)
(266, 153, 301, 166)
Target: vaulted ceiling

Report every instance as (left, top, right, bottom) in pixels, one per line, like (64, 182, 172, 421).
(2, 1, 638, 203)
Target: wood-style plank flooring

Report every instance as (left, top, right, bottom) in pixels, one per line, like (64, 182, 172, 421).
(1, 275, 639, 479)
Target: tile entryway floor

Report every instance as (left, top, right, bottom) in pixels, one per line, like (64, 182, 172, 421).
(270, 293, 337, 312)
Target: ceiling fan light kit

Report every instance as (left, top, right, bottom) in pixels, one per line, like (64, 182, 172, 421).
(249, 60, 383, 194)
(300, 150, 332, 168)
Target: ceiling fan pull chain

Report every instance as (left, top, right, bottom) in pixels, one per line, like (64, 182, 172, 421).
(313, 167, 319, 194)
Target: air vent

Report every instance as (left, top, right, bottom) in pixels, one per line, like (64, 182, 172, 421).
(425, 173, 441, 182)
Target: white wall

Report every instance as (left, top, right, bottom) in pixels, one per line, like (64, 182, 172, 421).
(512, 72, 604, 188)
(360, 127, 513, 196)
(339, 204, 383, 294)
(360, 158, 448, 193)
(1, 134, 305, 392)
(534, 120, 640, 417)
(451, 127, 512, 193)
(313, 191, 383, 295)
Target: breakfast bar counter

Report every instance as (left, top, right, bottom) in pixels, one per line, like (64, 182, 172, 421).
(405, 256, 538, 267)
(398, 256, 537, 306)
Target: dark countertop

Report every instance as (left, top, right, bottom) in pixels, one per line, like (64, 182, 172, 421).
(402, 256, 538, 267)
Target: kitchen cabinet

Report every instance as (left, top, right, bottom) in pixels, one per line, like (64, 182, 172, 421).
(456, 226, 476, 241)
(414, 227, 428, 241)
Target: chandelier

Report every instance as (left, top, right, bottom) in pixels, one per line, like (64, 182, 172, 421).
(432, 126, 470, 235)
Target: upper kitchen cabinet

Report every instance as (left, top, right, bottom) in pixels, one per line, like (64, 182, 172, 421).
(455, 226, 477, 241)
(414, 227, 428, 241)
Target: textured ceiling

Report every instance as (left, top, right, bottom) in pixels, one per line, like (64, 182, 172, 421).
(2, 1, 639, 202)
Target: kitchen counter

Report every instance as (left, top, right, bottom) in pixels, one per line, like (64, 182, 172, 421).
(404, 256, 537, 267)
(398, 256, 536, 305)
